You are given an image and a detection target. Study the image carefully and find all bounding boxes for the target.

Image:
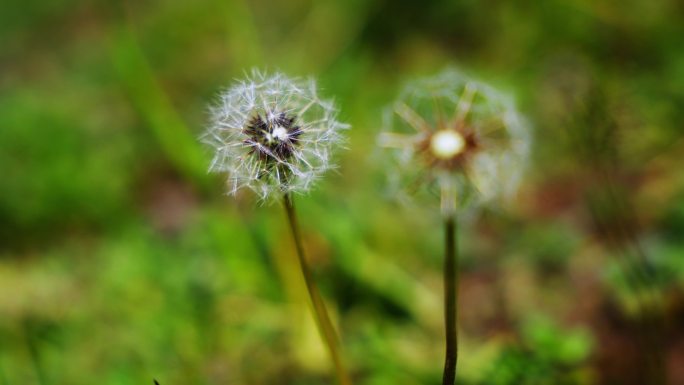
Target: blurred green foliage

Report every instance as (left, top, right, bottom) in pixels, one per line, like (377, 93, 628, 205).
(1, 0, 684, 384)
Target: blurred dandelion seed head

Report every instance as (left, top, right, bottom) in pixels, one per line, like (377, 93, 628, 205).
(203, 70, 348, 201)
(378, 69, 531, 213)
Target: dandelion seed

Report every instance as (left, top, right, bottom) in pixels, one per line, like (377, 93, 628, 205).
(379, 68, 531, 215)
(203, 70, 348, 201)
(201, 70, 353, 385)
(378, 69, 532, 385)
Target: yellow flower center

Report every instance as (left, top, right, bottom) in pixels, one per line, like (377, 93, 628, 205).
(430, 130, 465, 159)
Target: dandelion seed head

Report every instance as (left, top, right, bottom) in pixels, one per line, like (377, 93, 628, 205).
(378, 69, 531, 214)
(202, 70, 348, 201)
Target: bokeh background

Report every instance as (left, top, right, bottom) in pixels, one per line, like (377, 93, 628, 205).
(1, 0, 684, 384)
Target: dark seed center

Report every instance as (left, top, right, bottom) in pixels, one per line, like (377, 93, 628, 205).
(244, 111, 302, 161)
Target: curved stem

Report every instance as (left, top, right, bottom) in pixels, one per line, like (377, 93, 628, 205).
(442, 216, 459, 385)
(283, 193, 352, 385)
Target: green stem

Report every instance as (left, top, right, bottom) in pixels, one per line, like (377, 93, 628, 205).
(442, 216, 458, 385)
(283, 193, 352, 385)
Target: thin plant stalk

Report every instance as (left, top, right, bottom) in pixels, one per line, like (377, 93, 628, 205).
(283, 192, 352, 385)
(442, 215, 459, 385)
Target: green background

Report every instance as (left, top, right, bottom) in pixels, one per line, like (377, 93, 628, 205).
(1, 0, 683, 384)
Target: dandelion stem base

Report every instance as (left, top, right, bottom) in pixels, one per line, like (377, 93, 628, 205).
(443, 216, 459, 385)
(283, 193, 352, 385)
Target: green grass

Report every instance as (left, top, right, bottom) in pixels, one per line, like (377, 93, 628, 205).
(1, 0, 683, 384)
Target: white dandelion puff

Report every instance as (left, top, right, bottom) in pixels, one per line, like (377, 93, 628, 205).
(378, 68, 531, 215)
(202, 70, 348, 201)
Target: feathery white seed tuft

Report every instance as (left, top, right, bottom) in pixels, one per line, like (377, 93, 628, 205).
(202, 70, 348, 201)
(378, 68, 531, 213)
